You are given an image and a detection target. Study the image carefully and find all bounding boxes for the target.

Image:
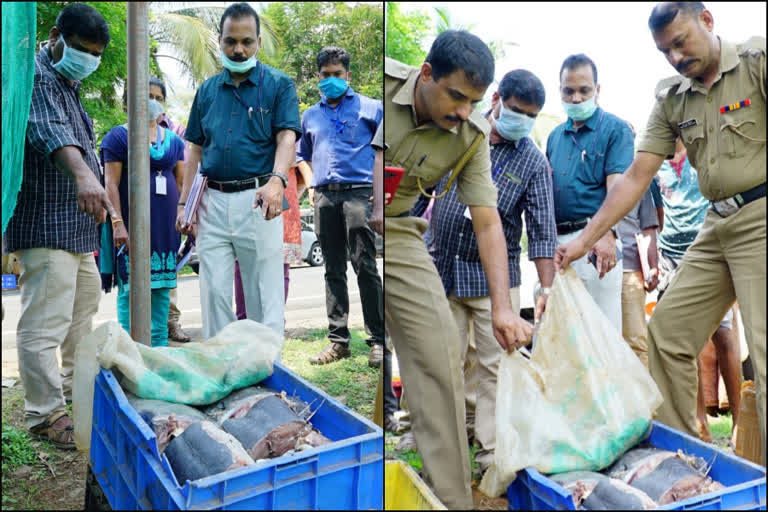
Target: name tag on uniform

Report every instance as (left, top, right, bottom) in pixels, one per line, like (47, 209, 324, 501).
(678, 118, 698, 129)
(155, 175, 167, 195)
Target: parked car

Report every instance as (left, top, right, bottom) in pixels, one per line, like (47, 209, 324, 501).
(300, 209, 383, 259)
(301, 216, 324, 266)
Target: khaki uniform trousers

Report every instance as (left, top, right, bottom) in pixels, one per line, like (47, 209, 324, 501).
(454, 287, 520, 471)
(648, 198, 765, 465)
(622, 271, 650, 369)
(384, 216, 472, 510)
(15, 249, 101, 429)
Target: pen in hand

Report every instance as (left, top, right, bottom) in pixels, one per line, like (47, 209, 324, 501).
(117, 244, 126, 256)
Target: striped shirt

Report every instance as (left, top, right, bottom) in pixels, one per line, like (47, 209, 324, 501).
(424, 136, 557, 297)
(4, 45, 101, 254)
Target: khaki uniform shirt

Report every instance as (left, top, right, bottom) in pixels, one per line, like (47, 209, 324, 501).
(384, 57, 498, 217)
(372, 122, 385, 150)
(638, 37, 766, 202)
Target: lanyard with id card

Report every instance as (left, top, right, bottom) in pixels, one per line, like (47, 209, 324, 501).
(155, 171, 167, 196)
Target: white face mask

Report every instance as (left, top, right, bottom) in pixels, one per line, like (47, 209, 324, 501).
(494, 104, 536, 141)
(149, 98, 165, 123)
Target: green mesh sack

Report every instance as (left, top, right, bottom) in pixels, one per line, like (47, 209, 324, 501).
(73, 319, 283, 454)
(2, 2, 36, 234)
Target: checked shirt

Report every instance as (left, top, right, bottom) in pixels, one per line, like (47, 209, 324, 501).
(5, 45, 101, 254)
(425, 136, 557, 297)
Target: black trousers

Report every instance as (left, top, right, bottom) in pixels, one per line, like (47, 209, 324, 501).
(314, 187, 383, 347)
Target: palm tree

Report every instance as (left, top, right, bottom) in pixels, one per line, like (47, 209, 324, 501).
(433, 6, 475, 34)
(149, 2, 280, 89)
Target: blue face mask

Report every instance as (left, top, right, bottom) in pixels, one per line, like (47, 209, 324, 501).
(52, 37, 101, 81)
(148, 99, 165, 123)
(220, 50, 257, 74)
(562, 96, 597, 121)
(318, 76, 349, 100)
(494, 104, 535, 141)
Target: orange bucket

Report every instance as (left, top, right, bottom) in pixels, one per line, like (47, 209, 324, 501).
(645, 301, 657, 316)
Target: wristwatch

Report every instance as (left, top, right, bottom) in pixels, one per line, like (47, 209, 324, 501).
(271, 172, 288, 188)
(534, 286, 552, 301)
(609, 226, 619, 240)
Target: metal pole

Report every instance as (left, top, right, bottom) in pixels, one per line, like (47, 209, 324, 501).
(127, 2, 151, 346)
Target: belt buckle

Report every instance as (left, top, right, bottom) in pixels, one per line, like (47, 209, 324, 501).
(327, 183, 341, 191)
(712, 197, 739, 217)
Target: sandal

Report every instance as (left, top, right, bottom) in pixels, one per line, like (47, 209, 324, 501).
(168, 322, 191, 343)
(29, 411, 76, 450)
(309, 343, 351, 365)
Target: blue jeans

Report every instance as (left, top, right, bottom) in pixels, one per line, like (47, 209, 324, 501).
(116, 286, 172, 347)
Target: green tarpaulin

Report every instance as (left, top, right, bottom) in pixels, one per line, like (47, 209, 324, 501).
(2, 2, 36, 235)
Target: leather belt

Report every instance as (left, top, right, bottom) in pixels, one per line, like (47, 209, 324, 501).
(711, 182, 766, 218)
(207, 175, 271, 193)
(315, 183, 372, 192)
(556, 218, 590, 235)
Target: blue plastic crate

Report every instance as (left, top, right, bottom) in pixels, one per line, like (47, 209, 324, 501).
(2, 274, 17, 289)
(89, 363, 383, 510)
(507, 421, 766, 510)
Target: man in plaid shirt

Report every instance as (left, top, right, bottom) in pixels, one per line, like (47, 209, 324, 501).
(4, 3, 116, 450)
(416, 69, 557, 475)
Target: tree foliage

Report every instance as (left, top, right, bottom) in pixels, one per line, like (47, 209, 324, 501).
(433, 6, 474, 35)
(35, 2, 163, 145)
(261, 2, 383, 114)
(149, 2, 281, 90)
(385, 2, 429, 67)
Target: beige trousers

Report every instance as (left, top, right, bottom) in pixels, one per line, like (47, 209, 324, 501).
(15, 249, 101, 429)
(384, 216, 472, 509)
(197, 187, 284, 339)
(622, 271, 649, 368)
(454, 287, 520, 471)
(648, 198, 765, 466)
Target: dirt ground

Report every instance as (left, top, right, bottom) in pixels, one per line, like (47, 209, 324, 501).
(2, 385, 88, 510)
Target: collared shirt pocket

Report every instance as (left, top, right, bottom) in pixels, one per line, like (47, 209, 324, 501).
(719, 106, 764, 157)
(586, 149, 607, 183)
(679, 122, 705, 163)
(249, 107, 273, 142)
(339, 119, 359, 144)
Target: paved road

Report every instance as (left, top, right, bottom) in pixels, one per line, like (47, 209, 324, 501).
(1, 259, 382, 379)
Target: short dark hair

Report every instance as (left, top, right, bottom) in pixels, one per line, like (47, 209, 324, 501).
(559, 53, 598, 85)
(425, 30, 494, 88)
(149, 77, 167, 100)
(56, 3, 110, 46)
(498, 69, 546, 108)
(219, 2, 260, 36)
(648, 2, 706, 32)
(317, 46, 351, 72)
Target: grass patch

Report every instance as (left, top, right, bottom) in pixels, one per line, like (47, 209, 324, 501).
(1, 391, 24, 425)
(709, 412, 733, 450)
(710, 412, 732, 440)
(384, 432, 481, 480)
(1, 424, 36, 473)
(281, 328, 377, 419)
(178, 265, 195, 276)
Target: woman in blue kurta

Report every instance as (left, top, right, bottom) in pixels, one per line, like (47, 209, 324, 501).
(100, 99, 185, 346)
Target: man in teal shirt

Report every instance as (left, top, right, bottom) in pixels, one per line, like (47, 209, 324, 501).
(546, 53, 636, 331)
(177, 3, 301, 340)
